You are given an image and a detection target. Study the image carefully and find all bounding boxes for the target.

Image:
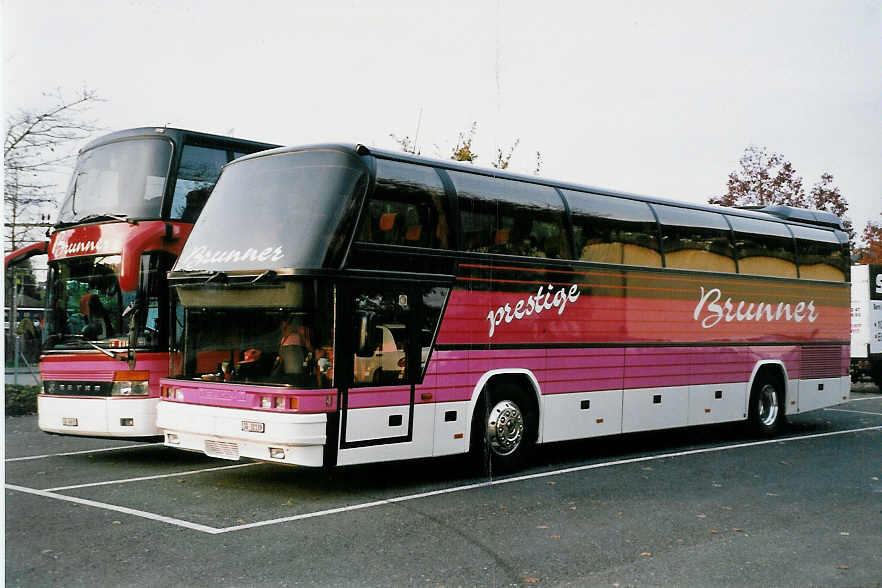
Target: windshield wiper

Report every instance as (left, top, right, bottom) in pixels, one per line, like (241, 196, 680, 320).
(77, 213, 139, 225)
(204, 271, 228, 284)
(251, 270, 277, 284)
(64, 335, 129, 361)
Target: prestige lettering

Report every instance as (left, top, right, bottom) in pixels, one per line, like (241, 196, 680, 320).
(486, 284, 581, 338)
(693, 286, 818, 329)
(183, 245, 285, 266)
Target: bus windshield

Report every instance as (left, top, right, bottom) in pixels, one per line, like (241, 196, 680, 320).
(57, 138, 173, 224)
(45, 253, 169, 351)
(171, 280, 334, 389)
(175, 149, 367, 272)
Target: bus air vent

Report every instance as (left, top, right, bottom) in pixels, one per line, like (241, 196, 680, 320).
(204, 440, 239, 460)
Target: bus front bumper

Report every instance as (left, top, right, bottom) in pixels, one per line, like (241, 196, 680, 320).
(38, 395, 159, 437)
(156, 401, 327, 467)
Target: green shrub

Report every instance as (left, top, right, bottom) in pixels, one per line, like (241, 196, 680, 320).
(6, 384, 39, 416)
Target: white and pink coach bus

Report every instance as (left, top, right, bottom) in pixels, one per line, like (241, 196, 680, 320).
(158, 144, 850, 471)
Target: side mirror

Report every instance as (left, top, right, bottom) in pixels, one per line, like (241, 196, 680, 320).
(122, 297, 143, 370)
(122, 298, 142, 321)
(127, 314, 138, 370)
(354, 311, 378, 358)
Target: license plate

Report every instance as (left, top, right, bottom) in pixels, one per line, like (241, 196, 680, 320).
(62, 417, 78, 427)
(241, 420, 265, 433)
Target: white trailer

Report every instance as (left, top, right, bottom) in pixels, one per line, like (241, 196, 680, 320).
(850, 264, 882, 388)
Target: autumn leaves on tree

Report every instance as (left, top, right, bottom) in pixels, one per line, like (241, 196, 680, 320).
(710, 145, 882, 257)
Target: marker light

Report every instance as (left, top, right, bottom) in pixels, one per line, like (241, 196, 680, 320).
(269, 448, 285, 460)
(167, 433, 180, 444)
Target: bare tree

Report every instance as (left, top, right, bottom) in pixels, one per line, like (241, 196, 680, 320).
(491, 138, 520, 170)
(4, 88, 102, 250)
(391, 120, 537, 174)
(389, 133, 418, 155)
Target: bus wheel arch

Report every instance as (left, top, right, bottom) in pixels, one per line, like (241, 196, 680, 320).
(468, 371, 541, 472)
(747, 362, 787, 437)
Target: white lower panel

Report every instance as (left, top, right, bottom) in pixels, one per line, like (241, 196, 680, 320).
(784, 379, 800, 415)
(38, 396, 159, 437)
(344, 405, 411, 443)
(157, 401, 327, 467)
(622, 386, 689, 433)
(542, 390, 624, 443)
(433, 401, 470, 456)
(336, 404, 435, 466)
(797, 377, 848, 413)
(687, 382, 747, 426)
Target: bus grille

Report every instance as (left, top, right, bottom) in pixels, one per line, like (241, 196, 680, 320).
(204, 440, 239, 460)
(801, 346, 841, 379)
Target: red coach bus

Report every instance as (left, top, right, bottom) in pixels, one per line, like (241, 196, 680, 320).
(25, 127, 277, 437)
(158, 144, 850, 470)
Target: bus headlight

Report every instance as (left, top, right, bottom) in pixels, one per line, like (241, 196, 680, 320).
(111, 381, 149, 396)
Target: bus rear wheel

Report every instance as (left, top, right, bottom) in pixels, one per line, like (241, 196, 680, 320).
(748, 376, 784, 437)
(470, 383, 535, 473)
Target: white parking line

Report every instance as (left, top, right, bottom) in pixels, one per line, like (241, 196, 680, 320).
(844, 394, 882, 403)
(824, 408, 882, 417)
(6, 443, 164, 462)
(45, 462, 260, 491)
(216, 425, 882, 533)
(6, 425, 880, 535)
(5, 484, 221, 534)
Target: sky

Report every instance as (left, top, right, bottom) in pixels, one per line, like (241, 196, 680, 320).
(3, 0, 881, 239)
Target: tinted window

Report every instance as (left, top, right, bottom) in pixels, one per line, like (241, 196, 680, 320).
(791, 225, 846, 281)
(565, 190, 661, 267)
(57, 138, 172, 223)
(450, 171, 569, 259)
(356, 159, 451, 249)
(654, 205, 735, 273)
(176, 150, 368, 271)
(170, 145, 230, 221)
(726, 215, 797, 278)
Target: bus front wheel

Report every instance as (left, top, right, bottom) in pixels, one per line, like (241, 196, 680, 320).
(470, 383, 535, 473)
(748, 375, 784, 437)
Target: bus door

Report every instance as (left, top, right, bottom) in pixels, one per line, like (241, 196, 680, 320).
(338, 283, 421, 450)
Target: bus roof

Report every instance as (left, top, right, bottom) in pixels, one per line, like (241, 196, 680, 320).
(78, 126, 277, 154)
(230, 143, 847, 235)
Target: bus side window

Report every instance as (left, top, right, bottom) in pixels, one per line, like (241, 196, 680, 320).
(169, 144, 229, 221)
(654, 205, 735, 273)
(565, 191, 662, 267)
(791, 225, 846, 281)
(356, 159, 450, 250)
(726, 215, 797, 278)
(450, 171, 569, 258)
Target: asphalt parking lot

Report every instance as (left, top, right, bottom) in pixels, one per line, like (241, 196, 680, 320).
(6, 387, 881, 587)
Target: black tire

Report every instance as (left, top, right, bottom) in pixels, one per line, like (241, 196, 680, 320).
(747, 375, 785, 437)
(469, 382, 536, 474)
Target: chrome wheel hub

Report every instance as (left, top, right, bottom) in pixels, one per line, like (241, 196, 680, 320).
(487, 400, 524, 457)
(758, 384, 779, 426)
